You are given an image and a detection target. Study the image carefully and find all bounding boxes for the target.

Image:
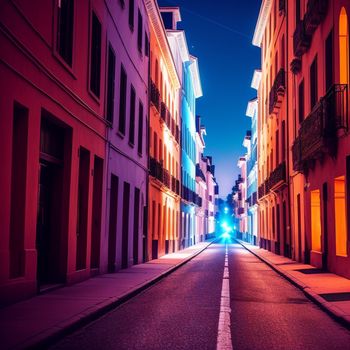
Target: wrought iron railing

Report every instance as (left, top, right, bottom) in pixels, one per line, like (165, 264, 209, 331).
(292, 84, 348, 172)
(269, 68, 286, 114)
(268, 161, 286, 190)
(150, 81, 160, 111)
(293, 19, 311, 57)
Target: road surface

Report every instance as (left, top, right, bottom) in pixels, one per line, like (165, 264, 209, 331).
(52, 241, 350, 349)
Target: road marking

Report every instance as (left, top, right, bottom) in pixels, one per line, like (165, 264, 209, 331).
(216, 245, 233, 350)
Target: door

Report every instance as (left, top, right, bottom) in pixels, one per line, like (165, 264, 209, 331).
(36, 160, 63, 287)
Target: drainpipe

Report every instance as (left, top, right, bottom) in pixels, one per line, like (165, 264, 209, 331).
(144, 46, 151, 263)
(285, 2, 294, 260)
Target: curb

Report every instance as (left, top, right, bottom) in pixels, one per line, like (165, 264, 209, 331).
(21, 240, 215, 350)
(235, 239, 350, 331)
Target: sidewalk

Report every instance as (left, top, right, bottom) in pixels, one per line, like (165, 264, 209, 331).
(237, 239, 350, 328)
(0, 241, 214, 350)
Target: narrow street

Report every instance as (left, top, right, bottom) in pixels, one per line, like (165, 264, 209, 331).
(52, 242, 350, 350)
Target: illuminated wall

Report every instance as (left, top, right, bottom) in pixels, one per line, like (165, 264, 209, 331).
(147, 0, 181, 259)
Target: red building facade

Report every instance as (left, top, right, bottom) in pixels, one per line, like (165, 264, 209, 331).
(0, 0, 150, 304)
(253, 0, 350, 280)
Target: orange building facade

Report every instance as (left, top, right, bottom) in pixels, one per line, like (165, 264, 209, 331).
(146, 0, 181, 259)
(253, 0, 350, 279)
(254, 0, 291, 258)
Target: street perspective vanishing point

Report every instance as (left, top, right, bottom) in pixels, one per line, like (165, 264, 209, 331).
(1, 0, 350, 349)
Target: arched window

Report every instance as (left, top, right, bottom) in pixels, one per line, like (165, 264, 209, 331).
(339, 7, 349, 84)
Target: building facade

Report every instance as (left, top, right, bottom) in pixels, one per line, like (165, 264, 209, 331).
(0, 0, 150, 303)
(159, 7, 203, 249)
(253, 0, 291, 257)
(195, 116, 208, 242)
(251, 0, 350, 280)
(288, 0, 350, 277)
(147, 0, 181, 259)
(104, 0, 150, 272)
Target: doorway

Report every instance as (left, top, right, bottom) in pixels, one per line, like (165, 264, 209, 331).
(37, 115, 67, 290)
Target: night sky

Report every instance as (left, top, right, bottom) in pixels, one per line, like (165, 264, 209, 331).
(158, 0, 261, 198)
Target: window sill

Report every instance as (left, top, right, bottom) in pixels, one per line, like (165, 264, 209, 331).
(52, 50, 77, 80)
(117, 130, 125, 139)
(88, 88, 101, 105)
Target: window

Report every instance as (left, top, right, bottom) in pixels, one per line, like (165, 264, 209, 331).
(119, 65, 127, 135)
(138, 101, 143, 155)
(310, 56, 318, 110)
(281, 35, 285, 70)
(281, 121, 286, 161)
(129, 85, 136, 145)
(106, 45, 116, 124)
(129, 0, 134, 30)
(311, 190, 322, 252)
(339, 8, 349, 85)
(155, 59, 159, 85)
(90, 12, 102, 97)
(144, 32, 150, 57)
(57, 0, 74, 66)
(137, 9, 143, 53)
(298, 80, 304, 123)
(275, 129, 279, 165)
(295, 0, 301, 25)
(325, 29, 333, 91)
(334, 176, 347, 256)
(153, 132, 158, 159)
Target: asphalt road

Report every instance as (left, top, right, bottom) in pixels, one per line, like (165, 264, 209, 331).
(51, 241, 350, 350)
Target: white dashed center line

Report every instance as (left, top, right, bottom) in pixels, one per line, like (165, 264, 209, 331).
(216, 244, 232, 350)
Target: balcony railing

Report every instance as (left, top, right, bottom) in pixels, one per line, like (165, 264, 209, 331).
(268, 161, 286, 190)
(258, 182, 265, 199)
(304, 0, 328, 36)
(150, 81, 160, 111)
(269, 68, 286, 114)
(293, 20, 311, 57)
(150, 157, 180, 195)
(150, 157, 163, 182)
(160, 101, 166, 121)
(163, 168, 170, 188)
(292, 84, 348, 172)
(293, 0, 328, 57)
(196, 164, 206, 182)
(181, 185, 197, 204)
(279, 0, 285, 14)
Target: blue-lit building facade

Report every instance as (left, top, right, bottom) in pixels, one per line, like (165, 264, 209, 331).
(245, 97, 258, 245)
(160, 7, 202, 249)
(180, 57, 202, 247)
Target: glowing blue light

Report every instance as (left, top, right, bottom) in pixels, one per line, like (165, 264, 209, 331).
(221, 232, 230, 239)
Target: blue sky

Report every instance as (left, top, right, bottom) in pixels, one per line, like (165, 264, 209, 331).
(158, 0, 261, 198)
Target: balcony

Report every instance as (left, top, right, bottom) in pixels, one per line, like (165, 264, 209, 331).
(268, 161, 286, 191)
(258, 182, 265, 199)
(150, 81, 160, 111)
(292, 84, 348, 172)
(269, 68, 286, 114)
(293, 20, 311, 57)
(196, 164, 206, 182)
(163, 168, 170, 188)
(293, 0, 328, 57)
(150, 157, 163, 183)
(175, 125, 180, 143)
(304, 0, 328, 36)
(160, 102, 166, 121)
(279, 0, 285, 14)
